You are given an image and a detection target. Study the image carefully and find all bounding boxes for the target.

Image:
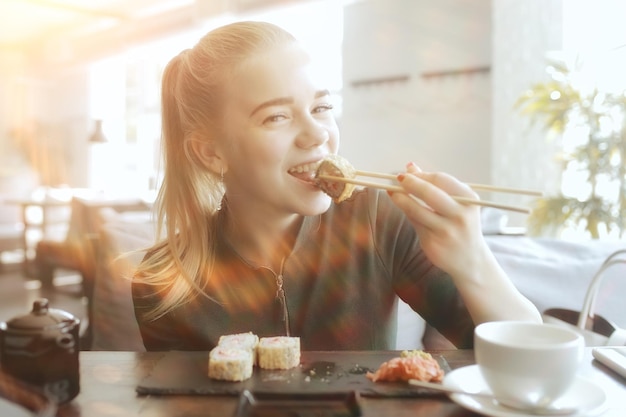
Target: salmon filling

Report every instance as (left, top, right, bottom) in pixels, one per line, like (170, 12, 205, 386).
(366, 350, 445, 383)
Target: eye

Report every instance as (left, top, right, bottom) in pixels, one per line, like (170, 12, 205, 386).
(312, 103, 334, 114)
(263, 113, 288, 124)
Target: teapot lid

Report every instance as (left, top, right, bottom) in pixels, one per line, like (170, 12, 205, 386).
(3, 298, 78, 331)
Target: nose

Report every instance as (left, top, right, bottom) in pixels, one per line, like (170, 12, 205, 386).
(295, 116, 329, 149)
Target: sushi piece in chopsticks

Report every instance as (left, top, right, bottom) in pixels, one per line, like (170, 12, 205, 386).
(315, 154, 357, 203)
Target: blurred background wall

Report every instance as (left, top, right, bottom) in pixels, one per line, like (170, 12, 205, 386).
(1, 0, 625, 232)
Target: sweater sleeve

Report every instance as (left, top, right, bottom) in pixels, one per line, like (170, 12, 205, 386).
(367, 189, 475, 348)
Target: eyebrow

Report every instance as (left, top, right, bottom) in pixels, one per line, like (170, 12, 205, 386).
(249, 89, 331, 117)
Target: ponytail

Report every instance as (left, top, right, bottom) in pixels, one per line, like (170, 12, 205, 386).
(134, 21, 297, 320)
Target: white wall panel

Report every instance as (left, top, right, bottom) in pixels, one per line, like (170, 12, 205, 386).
(341, 0, 492, 183)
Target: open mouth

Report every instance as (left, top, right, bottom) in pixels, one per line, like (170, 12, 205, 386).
(288, 161, 321, 184)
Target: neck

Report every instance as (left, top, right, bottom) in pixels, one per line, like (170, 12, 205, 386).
(222, 201, 303, 270)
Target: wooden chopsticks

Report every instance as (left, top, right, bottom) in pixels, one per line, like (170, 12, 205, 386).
(318, 171, 542, 214)
(355, 170, 543, 197)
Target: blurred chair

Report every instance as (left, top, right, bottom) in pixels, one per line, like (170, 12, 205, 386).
(0, 172, 38, 272)
(90, 208, 155, 351)
(0, 198, 24, 271)
(33, 196, 151, 349)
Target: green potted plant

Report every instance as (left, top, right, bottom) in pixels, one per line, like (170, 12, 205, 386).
(515, 59, 626, 239)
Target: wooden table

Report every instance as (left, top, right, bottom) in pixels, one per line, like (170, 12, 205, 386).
(37, 349, 622, 417)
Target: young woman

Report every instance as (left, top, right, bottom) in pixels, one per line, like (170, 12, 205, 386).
(132, 21, 540, 351)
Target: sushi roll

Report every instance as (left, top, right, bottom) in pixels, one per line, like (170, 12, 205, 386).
(208, 346, 254, 381)
(257, 336, 301, 370)
(218, 332, 259, 364)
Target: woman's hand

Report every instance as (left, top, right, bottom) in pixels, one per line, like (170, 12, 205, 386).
(388, 162, 486, 278)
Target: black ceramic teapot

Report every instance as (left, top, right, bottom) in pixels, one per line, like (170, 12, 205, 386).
(0, 298, 80, 404)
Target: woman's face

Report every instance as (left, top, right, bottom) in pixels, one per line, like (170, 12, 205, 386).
(218, 42, 340, 217)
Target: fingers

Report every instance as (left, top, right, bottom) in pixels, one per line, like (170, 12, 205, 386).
(406, 161, 421, 174)
(397, 174, 475, 220)
(389, 162, 481, 232)
(388, 162, 487, 277)
(405, 162, 476, 200)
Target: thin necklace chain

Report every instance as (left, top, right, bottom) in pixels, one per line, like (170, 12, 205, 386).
(219, 210, 292, 336)
(274, 257, 290, 336)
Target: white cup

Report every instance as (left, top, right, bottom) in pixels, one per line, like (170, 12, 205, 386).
(474, 321, 584, 410)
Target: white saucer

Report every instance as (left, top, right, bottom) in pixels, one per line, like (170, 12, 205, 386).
(443, 365, 607, 417)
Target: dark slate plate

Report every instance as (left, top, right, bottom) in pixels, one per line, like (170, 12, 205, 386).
(136, 350, 450, 398)
(233, 390, 363, 417)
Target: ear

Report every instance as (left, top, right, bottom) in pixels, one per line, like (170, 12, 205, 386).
(187, 138, 227, 176)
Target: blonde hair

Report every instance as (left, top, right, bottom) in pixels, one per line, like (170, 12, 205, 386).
(135, 21, 297, 320)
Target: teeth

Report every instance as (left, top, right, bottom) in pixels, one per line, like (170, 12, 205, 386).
(289, 162, 320, 174)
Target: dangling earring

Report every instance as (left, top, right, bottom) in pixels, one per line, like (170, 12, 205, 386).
(217, 167, 224, 211)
